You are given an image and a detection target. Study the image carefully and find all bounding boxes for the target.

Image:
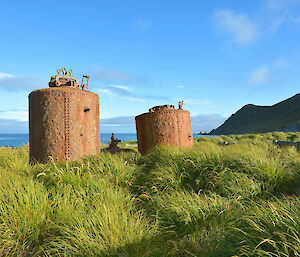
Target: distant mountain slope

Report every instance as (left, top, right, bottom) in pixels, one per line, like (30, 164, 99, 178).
(210, 94, 300, 135)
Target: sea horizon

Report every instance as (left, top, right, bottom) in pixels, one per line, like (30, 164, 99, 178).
(0, 132, 207, 148)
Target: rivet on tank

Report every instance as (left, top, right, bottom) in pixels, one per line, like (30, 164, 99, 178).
(135, 101, 194, 155)
(29, 68, 100, 163)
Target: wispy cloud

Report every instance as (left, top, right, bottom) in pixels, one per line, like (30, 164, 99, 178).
(176, 85, 184, 88)
(111, 85, 132, 92)
(269, 14, 287, 32)
(263, 0, 300, 32)
(213, 1, 300, 45)
(96, 83, 176, 102)
(132, 17, 152, 31)
(213, 9, 258, 46)
(0, 73, 13, 79)
(191, 114, 227, 133)
(0, 72, 44, 91)
(0, 108, 27, 113)
(100, 116, 135, 133)
(97, 88, 113, 96)
(0, 118, 27, 133)
(96, 84, 144, 102)
(248, 66, 272, 84)
(0, 110, 28, 122)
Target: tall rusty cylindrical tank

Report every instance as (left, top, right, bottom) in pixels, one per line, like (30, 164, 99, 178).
(135, 104, 193, 155)
(29, 68, 100, 163)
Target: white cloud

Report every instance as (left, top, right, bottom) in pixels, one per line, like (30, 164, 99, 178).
(132, 18, 152, 31)
(0, 72, 44, 91)
(0, 72, 13, 79)
(97, 88, 113, 96)
(110, 84, 132, 91)
(248, 66, 272, 84)
(0, 118, 27, 133)
(0, 110, 28, 122)
(214, 9, 258, 45)
(176, 85, 184, 88)
(96, 85, 143, 102)
(100, 116, 136, 133)
(101, 124, 121, 127)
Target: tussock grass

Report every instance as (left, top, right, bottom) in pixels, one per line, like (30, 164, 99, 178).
(0, 132, 300, 256)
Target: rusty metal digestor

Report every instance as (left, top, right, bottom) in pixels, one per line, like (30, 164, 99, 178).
(135, 101, 194, 155)
(29, 69, 100, 163)
(49, 67, 90, 90)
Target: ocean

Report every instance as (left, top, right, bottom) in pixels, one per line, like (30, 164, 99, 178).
(0, 133, 137, 148)
(0, 133, 206, 148)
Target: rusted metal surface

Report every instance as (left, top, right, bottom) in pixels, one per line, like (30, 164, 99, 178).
(135, 102, 194, 155)
(49, 68, 90, 89)
(29, 69, 100, 163)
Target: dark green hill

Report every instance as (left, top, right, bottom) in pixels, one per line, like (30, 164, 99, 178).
(210, 94, 300, 135)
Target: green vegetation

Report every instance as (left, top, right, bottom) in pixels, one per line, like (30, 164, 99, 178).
(0, 132, 300, 256)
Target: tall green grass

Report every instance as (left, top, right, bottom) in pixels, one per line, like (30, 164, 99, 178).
(0, 132, 300, 256)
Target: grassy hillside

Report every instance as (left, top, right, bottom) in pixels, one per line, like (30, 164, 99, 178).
(211, 94, 300, 135)
(0, 132, 300, 256)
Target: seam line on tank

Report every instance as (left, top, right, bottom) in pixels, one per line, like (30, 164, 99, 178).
(64, 94, 70, 159)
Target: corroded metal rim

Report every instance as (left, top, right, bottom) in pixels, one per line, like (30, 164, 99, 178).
(29, 87, 99, 97)
(135, 108, 191, 119)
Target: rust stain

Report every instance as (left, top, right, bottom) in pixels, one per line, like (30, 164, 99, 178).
(29, 69, 100, 163)
(135, 103, 194, 155)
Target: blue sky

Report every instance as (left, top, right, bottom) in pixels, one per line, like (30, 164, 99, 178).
(0, 0, 300, 133)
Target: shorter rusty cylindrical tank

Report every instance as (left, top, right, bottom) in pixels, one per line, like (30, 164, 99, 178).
(135, 103, 194, 155)
(29, 68, 100, 163)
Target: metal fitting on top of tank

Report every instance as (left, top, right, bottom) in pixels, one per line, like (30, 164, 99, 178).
(48, 68, 90, 90)
(178, 101, 184, 110)
(149, 104, 175, 113)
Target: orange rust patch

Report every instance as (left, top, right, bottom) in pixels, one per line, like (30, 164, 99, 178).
(29, 87, 100, 163)
(135, 106, 193, 155)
